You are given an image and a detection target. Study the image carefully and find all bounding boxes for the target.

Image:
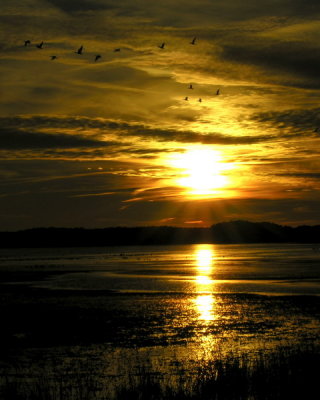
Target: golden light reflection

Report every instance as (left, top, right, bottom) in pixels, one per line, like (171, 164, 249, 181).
(169, 148, 233, 197)
(196, 248, 213, 272)
(196, 275, 213, 285)
(193, 245, 216, 321)
(195, 244, 215, 278)
(195, 294, 216, 321)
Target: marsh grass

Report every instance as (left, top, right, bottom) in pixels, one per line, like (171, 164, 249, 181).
(1, 344, 319, 400)
(115, 345, 319, 399)
(1, 369, 103, 400)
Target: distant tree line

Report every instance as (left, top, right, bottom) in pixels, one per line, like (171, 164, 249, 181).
(0, 220, 320, 248)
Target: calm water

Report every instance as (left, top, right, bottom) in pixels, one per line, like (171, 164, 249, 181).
(1, 243, 320, 396)
(1, 243, 320, 294)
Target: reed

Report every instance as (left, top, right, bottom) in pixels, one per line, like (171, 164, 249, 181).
(1, 344, 319, 400)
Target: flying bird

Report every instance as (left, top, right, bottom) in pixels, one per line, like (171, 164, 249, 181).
(50, 55, 57, 60)
(75, 45, 83, 54)
(189, 84, 193, 89)
(114, 48, 121, 52)
(24, 40, 31, 46)
(216, 88, 220, 95)
(36, 41, 44, 49)
(190, 37, 196, 45)
(159, 43, 165, 49)
(95, 54, 101, 62)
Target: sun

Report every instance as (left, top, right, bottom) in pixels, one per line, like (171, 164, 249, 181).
(169, 148, 232, 196)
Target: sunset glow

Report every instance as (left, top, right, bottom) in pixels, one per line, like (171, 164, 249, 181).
(1, 0, 320, 229)
(2, 2, 320, 400)
(169, 149, 233, 197)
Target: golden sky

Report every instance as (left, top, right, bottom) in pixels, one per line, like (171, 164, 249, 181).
(1, 0, 320, 229)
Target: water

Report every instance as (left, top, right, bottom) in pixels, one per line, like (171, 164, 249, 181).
(1, 243, 320, 294)
(1, 244, 320, 397)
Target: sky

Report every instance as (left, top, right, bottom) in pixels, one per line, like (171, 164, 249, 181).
(1, 0, 320, 230)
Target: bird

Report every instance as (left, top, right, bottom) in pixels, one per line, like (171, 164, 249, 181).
(24, 40, 31, 46)
(198, 98, 202, 102)
(36, 41, 44, 49)
(95, 55, 101, 62)
(158, 43, 165, 49)
(216, 88, 220, 95)
(190, 37, 196, 45)
(114, 48, 121, 52)
(75, 45, 83, 54)
(314, 127, 319, 133)
(189, 84, 193, 89)
(184, 96, 189, 101)
(50, 55, 57, 60)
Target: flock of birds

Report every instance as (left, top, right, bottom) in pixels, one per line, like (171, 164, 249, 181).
(184, 85, 220, 103)
(24, 39, 120, 60)
(23, 37, 221, 102)
(21, 36, 320, 131)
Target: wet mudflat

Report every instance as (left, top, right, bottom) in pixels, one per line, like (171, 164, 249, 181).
(0, 244, 319, 399)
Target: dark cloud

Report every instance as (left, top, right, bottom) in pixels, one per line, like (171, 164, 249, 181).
(1, 157, 320, 229)
(2, 1, 320, 228)
(250, 108, 320, 131)
(0, 126, 120, 150)
(49, 1, 320, 22)
(48, 0, 114, 13)
(221, 40, 320, 88)
(276, 173, 320, 179)
(0, 115, 292, 152)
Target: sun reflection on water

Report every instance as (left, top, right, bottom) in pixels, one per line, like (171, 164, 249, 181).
(194, 244, 215, 290)
(196, 248, 213, 272)
(196, 275, 213, 285)
(195, 294, 216, 321)
(193, 244, 216, 322)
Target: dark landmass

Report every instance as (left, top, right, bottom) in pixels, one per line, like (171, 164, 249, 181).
(1, 220, 320, 248)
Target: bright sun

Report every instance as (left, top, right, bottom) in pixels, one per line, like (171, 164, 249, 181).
(170, 148, 232, 196)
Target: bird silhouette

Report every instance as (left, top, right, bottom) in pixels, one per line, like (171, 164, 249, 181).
(24, 40, 31, 46)
(95, 55, 101, 62)
(190, 37, 196, 45)
(36, 41, 44, 49)
(50, 55, 57, 60)
(75, 45, 83, 54)
(114, 48, 121, 52)
(159, 43, 165, 49)
(198, 98, 202, 102)
(184, 96, 189, 101)
(216, 89, 220, 95)
(189, 84, 193, 89)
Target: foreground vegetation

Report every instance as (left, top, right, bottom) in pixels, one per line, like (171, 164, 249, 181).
(1, 344, 319, 400)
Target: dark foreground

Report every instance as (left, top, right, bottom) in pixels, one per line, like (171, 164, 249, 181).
(1, 244, 319, 400)
(1, 281, 319, 399)
(2, 345, 319, 400)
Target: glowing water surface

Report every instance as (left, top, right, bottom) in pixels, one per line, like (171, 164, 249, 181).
(1, 243, 320, 396)
(8, 242, 316, 296)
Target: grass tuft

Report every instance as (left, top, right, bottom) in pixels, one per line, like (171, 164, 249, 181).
(1, 345, 319, 400)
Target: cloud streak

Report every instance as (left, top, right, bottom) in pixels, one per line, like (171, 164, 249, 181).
(0, 114, 304, 159)
(1, 0, 320, 227)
